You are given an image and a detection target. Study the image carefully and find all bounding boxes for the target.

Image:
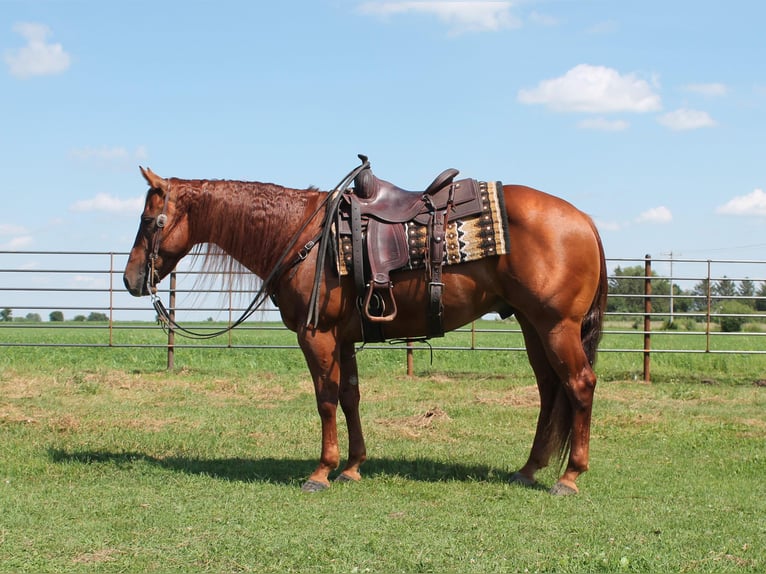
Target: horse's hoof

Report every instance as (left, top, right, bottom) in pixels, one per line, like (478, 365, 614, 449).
(549, 480, 579, 496)
(509, 472, 537, 487)
(301, 479, 330, 493)
(335, 472, 360, 484)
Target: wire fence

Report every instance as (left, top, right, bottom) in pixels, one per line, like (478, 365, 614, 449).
(2, 251, 766, 378)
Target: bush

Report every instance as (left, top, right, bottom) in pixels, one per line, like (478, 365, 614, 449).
(718, 301, 753, 333)
(87, 312, 109, 322)
(661, 319, 678, 330)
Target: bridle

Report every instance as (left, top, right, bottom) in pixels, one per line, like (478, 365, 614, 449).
(146, 184, 171, 297)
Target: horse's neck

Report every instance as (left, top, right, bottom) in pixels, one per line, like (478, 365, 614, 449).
(184, 179, 322, 278)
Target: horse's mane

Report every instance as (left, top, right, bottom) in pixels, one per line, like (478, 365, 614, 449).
(176, 178, 321, 305)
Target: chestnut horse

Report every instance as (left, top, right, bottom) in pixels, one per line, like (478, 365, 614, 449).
(123, 163, 607, 495)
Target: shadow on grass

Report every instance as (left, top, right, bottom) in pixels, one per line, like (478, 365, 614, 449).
(48, 448, 525, 487)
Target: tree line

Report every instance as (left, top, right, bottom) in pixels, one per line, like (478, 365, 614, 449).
(608, 265, 766, 331)
(0, 309, 109, 322)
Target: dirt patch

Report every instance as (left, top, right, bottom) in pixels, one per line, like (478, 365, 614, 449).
(0, 403, 43, 425)
(375, 407, 452, 439)
(474, 385, 539, 408)
(72, 548, 122, 564)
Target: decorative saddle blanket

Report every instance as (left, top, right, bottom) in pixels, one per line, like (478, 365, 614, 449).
(335, 180, 510, 277)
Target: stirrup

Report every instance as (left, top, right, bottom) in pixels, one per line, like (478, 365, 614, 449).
(362, 282, 397, 323)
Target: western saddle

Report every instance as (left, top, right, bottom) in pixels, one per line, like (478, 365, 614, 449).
(337, 155, 485, 342)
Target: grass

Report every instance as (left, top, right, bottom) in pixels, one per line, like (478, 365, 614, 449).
(1, 323, 765, 572)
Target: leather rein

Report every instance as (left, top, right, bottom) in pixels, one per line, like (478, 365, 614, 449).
(145, 160, 369, 339)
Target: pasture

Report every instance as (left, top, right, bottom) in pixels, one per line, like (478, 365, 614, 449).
(1, 323, 765, 572)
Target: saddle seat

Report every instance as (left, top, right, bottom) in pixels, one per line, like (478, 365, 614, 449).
(352, 165, 460, 223)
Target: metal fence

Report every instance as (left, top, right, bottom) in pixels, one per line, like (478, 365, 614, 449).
(2, 251, 766, 376)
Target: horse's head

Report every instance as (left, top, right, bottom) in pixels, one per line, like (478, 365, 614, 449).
(123, 167, 192, 297)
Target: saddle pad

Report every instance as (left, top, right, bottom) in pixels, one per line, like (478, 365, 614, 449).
(336, 180, 509, 276)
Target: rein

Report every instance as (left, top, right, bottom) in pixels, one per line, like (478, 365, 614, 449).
(146, 158, 369, 339)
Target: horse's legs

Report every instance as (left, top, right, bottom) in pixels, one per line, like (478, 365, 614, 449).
(336, 341, 367, 482)
(297, 329, 342, 491)
(542, 319, 598, 495)
(511, 313, 564, 486)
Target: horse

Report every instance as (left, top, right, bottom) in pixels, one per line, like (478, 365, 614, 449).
(123, 160, 608, 496)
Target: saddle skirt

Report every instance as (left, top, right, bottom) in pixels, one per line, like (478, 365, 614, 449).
(335, 180, 510, 277)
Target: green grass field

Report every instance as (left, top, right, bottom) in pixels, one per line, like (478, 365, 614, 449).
(1, 322, 765, 572)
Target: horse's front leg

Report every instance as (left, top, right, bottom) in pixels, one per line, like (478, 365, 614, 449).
(298, 328, 342, 492)
(336, 340, 367, 483)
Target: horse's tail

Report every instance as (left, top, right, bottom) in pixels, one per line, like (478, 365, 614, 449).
(581, 219, 608, 366)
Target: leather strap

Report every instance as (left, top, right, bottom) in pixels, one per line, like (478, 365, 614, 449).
(350, 196, 366, 296)
(428, 207, 446, 338)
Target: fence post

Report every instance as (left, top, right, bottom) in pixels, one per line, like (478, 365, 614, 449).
(706, 260, 712, 352)
(406, 339, 414, 377)
(643, 254, 652, 382)
(109, 252, 115, 347)
(167, 270, 176, 370)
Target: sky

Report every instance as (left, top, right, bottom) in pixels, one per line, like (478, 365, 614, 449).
(2, 0, 766, 318)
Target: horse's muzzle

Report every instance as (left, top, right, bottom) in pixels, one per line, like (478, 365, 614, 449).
(123, 272, 149, 297)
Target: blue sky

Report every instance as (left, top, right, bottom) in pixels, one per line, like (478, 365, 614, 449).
(2, 0, 766, 268)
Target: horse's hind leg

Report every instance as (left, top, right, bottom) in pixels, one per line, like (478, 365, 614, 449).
(544, 320, 598, 495)
(513, 314, 597, 495)
(336, 341, 367, 483)
(511, 314, 570, 487)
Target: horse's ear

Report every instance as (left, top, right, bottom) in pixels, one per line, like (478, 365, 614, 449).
(140, 166, 168, 193)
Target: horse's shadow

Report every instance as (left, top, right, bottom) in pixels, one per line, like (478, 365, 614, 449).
(48, 448, 534, 487)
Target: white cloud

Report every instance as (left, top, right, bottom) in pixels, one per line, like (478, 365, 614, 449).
(716, 189, 766, 216)
(4, 22, 71, 78)
(70, 193, 144, 215)
(635, 206, 672, 224)
(518, 64, 662, 114)
(357, 1, 520, 33)
(594, 219, 622, 232)
(684, 83, 728, 97)
(0, 223, 29, 235)
(658, 108, 716, 131)
(0, 235, 33, 249)
(578, 117, 630, 131)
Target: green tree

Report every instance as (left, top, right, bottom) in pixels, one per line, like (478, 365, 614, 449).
(756, 282, 766, 312)
(691, 279, 711, 312)
(49, 311, 65, 322)
(738, 278, 756, 309)
(714, 276, 737, 302)
(87, 312, 109, 322)
(25, 313, 42, 322)
(607, 265, 672, 314)
(719, 300, 753, 332)
(1, 308, 12, 322)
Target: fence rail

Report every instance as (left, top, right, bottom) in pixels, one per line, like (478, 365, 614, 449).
(2, 251, 766, 378)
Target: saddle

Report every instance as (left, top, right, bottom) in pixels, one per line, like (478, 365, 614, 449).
(338, 155, 485, 342)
